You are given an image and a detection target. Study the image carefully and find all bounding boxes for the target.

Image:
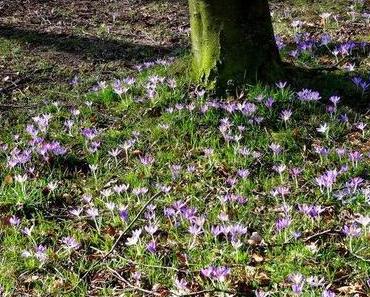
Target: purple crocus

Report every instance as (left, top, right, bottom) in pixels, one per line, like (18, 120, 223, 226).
(9, 215, 21, 226)
(276, 81, 288, 89)
(132, 187, 148, 196)
(348, 151, 362, 167)
(292, 283, 304, 295)
(269, 143, 282, 155)
(298, 204, 325, 218)
(81, 127, 98, 140)
(297, 89, 321, 101)
(146, 240, 157, 253)
(315, 169, 338, 193)
(139, 154, 155, 165)
(201, 266, 230, 282)
(342, 223, 362, 237)
(275, 217, 292, 232)
(126, 228, 142, 246)
(329, 96, 341, 106)
(114, 184, 129, 194)
(118, 205, 128, 221)
(280, 109, 293, 122)
(322, 289, 336, 297)
(35, 245, 47, 262)
(170, 164, 182, 179)
(290, 167, 302, 177)
(21, 226, 33, 237)
(188, 224, 202, 237)
(237, 169, 250, 178)
(86, 207, 99, 219)
(61, 236, 80, 250)
(265, 97, 275, 109)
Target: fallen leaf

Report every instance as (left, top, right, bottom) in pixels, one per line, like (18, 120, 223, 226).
(248, 232, 263, 246)
(252, 253, 265, 263)
(4, 175, 13, 185)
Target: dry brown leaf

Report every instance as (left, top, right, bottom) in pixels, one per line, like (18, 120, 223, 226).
(4, 175, 13, 185)
(252, 253, 264, 263)
(256, 272, 270, 286)
(248, 232, 263, 246)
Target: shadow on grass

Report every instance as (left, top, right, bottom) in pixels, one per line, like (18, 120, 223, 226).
(0, 25, 178, 62)
(0, 26, 367, 113)
(283, 63, 369, 113)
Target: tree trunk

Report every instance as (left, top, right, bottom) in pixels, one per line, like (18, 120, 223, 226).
(189, 0, 281, 91)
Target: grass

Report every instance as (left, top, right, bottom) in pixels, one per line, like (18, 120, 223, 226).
(0, 0, 369, 296)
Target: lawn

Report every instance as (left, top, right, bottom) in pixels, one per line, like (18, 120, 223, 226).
(0, 0, 369, 296)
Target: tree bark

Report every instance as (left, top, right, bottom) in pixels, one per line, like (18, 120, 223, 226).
(189, 0, 281, 91)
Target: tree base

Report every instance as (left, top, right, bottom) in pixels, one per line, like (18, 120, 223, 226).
(189, 0, 281, 92)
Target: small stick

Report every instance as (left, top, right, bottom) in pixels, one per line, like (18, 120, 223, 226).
(63, 191, 162, 294)
(303, 229, 341, 242)
(108, 267, 162, 296)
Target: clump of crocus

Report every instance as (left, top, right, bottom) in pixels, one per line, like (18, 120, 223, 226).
(201, 266, 230, 282)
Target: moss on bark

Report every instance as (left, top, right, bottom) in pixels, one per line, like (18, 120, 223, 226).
(189, 0, 281, 92)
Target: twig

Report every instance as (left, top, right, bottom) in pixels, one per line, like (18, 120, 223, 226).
(286, 57, 348, 72)
(63, 191, 162, 294)
(303, 229, 341, 242)
(0, 103, 41, 109)
(0, 66, 53, 95)
(116, 254, 188, 273)
(348, 250, 370, 263)
(108, 267, 162, 296)
(172, 288, 237, 297)
(110, 266, 237, 297)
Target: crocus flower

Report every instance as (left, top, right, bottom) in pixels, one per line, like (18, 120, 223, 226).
(139, 155, 155, 165)
(14, 174, 27, 183)
(81, 128, 98, 140)
(275, 217, 292, 232)
(144, 224, 158, 235)
(70, 207, 83, 217)
(356, 215, 370, 227)
(118, 205, 128, 221)
(174, 278, 188, 291)
(292, 283, 304, 295)
(280, 109, 293, 122)
(132, 187, 148, 196)
(307, 276, 325, 288)
(317, 123, 329, 134)
(201, 266, 230, 282)
(255, 290, 270, 297)
(276, 81, 288, 89)
(9, 216, 21, 226)
(329, 96, 340, 106)
(170, 164, 182, 179)
(126, 229, 142, 246)
(109, 148, 122, 158)
(322, 289, 336, 297)
(100, 189, 113, 198)
(269, 143, 282, 155)
(342, 223, 362, 237)
(188, 224, 202, 236)
(21, 226, 33, 237)
(237, 169, 250, 178)
(355, 122, 367, 132)
(35, 245, 47, 262)
(265, 97, 275, 109)
(315, 170, 338, 193)
(297, 89, 321, 101)
(146, 240, 157, 253)
(61, 236, 80, 250)
(113, 184, 129, 194)
(86, 207, 99, 219)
